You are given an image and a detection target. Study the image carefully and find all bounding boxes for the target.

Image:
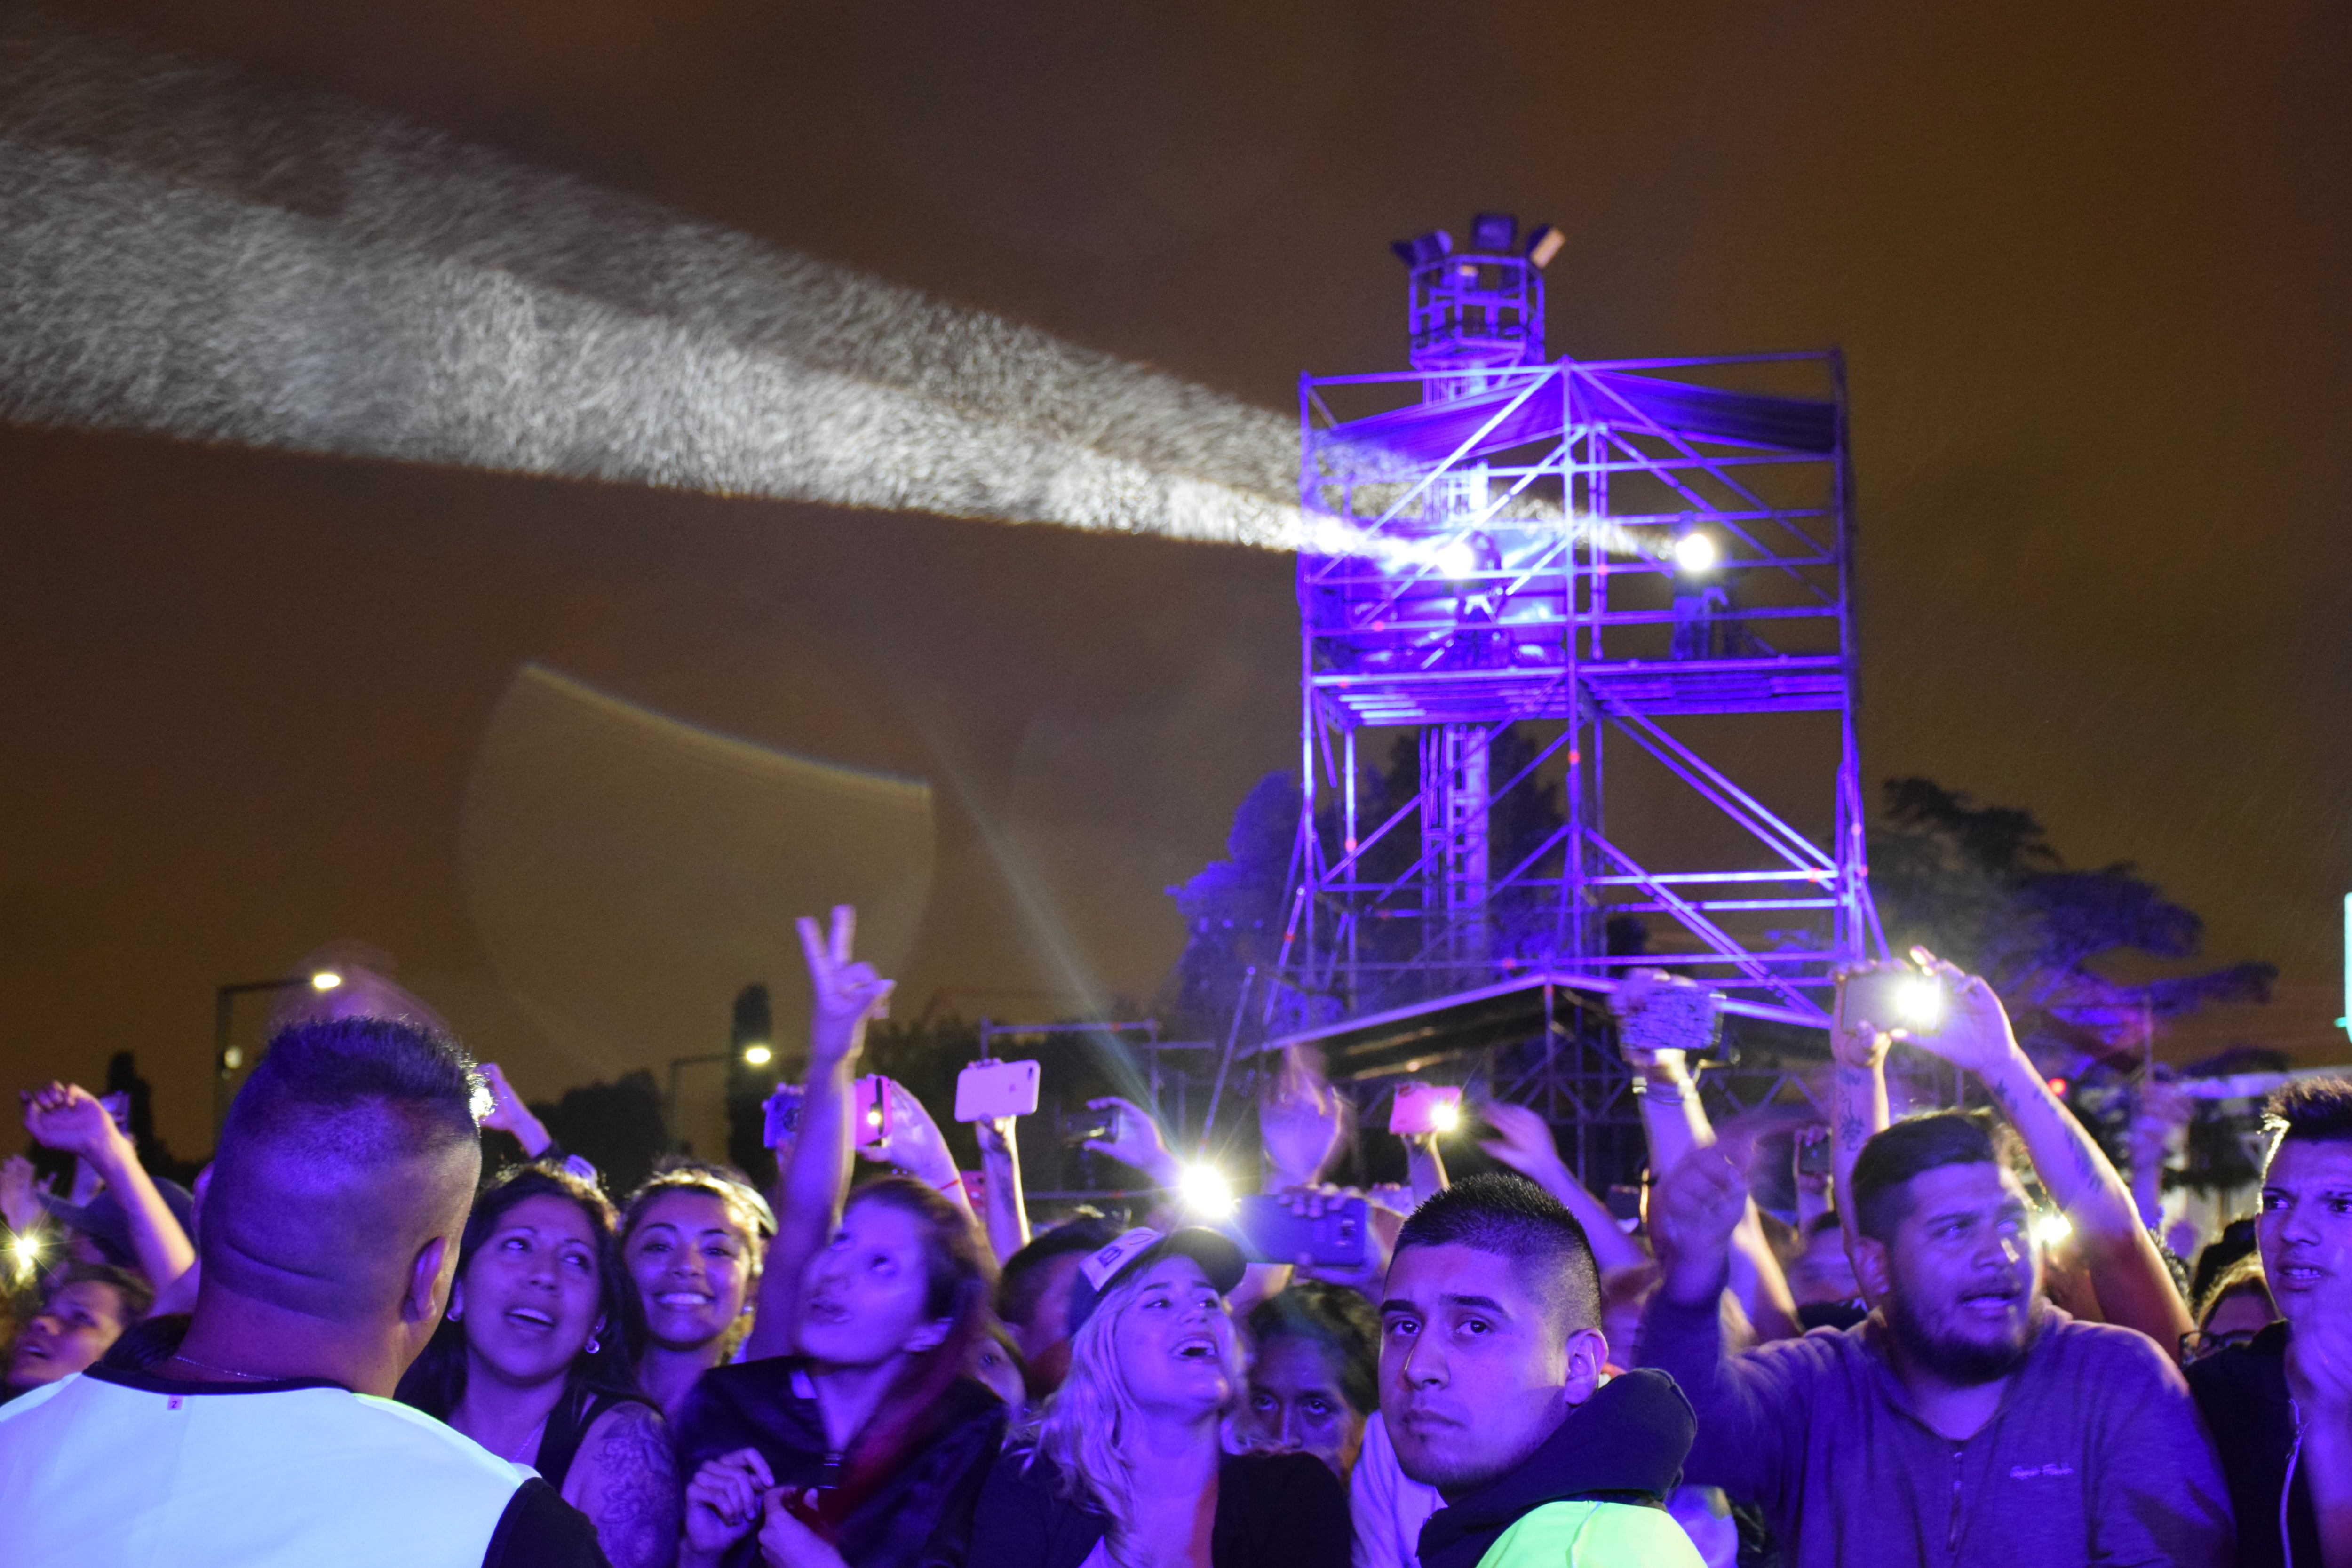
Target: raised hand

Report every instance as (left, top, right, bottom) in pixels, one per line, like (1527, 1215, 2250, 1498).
(1479, 1098, 1569, 1186)
(1902, 948, 2022, 1078)
(1648, 1139, 1753, 1306)
(682, 1448, 774, 1559)
(859, 1079, 954, 1180)
(476, 1063, 553, 1158)
(797, 906, 895, 1068)
(22, 1083, 132, 1169)
(1081, 1096, 1181, 1188)
(0, 1155, 46, 1235)
(1259, 1050, 1343, 1187)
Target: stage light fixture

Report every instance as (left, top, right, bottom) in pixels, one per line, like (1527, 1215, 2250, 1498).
(1177, 1162, 1235, 1218)
(1389, 230, 1454, 269)
(741, 1043, 773, 1067)
(310, 970, 343, 991)
(1673, 533, 1717, 574)
(1524, 224, 1565, 269)
(1435, 538, 1482, 579)
(1470, 212, 1517, 253)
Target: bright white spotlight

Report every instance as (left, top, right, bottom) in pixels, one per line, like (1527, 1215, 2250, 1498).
(1177, 1163, 1235, 1219)
(2034, 1212, 2073, 1248)
(1673, 533, 1717, 573)
(310, 971, 343, 992)
(1894, 976, 1946, 1031)
(9, 1234, 38, 1263)
(222, 1046, 244, 1071)
(741, 1043, 773, 1068)
(1434, 539, 1481, 580)
(1428, 1099, 1462, 1134)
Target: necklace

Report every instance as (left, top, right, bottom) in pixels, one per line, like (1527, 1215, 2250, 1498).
(508, 1411, 551, 1464)
(164, 1350, 277, 1382)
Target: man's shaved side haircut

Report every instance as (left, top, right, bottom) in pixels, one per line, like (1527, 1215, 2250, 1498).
(1393, 1172, 1601, 1336)
(205, 1017, 484, 1321)
(1850, 1110, 2017, 1243)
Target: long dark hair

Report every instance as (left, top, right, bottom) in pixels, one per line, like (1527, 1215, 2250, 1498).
(396, 1162, 646, 1423)
(827, 1177, 995, 1510)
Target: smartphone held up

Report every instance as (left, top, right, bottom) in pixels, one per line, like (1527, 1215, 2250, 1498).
(1834, 963, 1947, 1036)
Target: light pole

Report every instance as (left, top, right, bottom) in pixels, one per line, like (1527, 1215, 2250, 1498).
(213, 970, 345, 1140)
(665, 1040, 775, 1154)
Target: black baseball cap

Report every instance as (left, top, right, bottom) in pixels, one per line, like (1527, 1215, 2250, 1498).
(1065, 1225, 1247, 1335)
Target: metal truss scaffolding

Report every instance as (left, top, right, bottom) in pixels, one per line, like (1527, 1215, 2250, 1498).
(1269, 217, 1886, 1110)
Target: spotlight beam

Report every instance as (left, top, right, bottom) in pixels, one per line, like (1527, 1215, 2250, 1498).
(0, 11, 1301, 549)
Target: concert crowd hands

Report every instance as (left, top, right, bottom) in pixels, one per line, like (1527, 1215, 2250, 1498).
(0, 902, 2331, 1568)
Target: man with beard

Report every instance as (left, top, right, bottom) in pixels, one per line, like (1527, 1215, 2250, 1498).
(1640, 1111, 2231, 1566)
(2187, 1075, 2352, 1568)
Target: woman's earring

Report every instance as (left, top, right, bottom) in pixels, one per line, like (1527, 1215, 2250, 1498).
(446, 1304, 462, 1323)
(585, 1333, 601, 1355)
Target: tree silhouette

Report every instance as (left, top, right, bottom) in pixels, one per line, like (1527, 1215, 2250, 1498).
(1869, 777, 2274, 1071)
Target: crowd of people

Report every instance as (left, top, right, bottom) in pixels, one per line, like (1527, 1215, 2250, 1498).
(0, 910, 2345, 1568)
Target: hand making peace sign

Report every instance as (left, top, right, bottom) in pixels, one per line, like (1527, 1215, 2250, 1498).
(797, 904, 895, 1068)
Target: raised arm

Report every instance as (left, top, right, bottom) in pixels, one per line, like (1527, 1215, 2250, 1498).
(1637, 1137, 1801, 1504)
(1824, 987, 1891, 1253)
(1478, 1098, 1645, 1275)
(745, 906, 894, 1362)
(1907, 953, 2191, 1345)
(24, 1083, 195, 1298)
(863, 1079, 979, 1228)
(974, 1115, 1030, 1266)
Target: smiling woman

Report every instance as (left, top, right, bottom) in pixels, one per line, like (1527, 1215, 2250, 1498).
(617, 1162, 776, 1429)
(395, 1164, 678, 1568)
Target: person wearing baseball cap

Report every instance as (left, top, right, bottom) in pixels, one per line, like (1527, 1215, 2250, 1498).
(966, 1224, 1350, 1568)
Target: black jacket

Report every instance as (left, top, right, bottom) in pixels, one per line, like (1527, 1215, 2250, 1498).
(965, 1446, 1350, 1568)
(2186, 1320, 2315, 1568)
(673, 1358, 1007, 1568)
(1414, 1368, 1696, 1568)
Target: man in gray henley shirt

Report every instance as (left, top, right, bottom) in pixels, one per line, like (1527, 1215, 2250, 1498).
(1639, 1109, 2231, 1567)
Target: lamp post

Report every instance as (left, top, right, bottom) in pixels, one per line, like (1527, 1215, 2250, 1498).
(665, 1041, 774, 1154)
(213, 970, 346, 1140)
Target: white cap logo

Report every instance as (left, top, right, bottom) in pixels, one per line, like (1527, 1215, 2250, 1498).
(1079, 1227, 1162, 1293)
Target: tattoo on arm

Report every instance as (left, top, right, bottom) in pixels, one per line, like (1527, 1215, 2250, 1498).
(582, 1403, 682, 1568)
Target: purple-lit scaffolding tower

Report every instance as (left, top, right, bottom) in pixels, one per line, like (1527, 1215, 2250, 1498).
(1271, 214, 1884, 1122)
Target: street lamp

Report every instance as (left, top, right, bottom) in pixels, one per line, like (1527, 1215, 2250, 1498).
(664, 1042, 779, 1152)
(214, 971, 343, 1138)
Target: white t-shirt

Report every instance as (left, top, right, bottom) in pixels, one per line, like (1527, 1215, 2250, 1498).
(0, 1366, 605, 1568)
(1350, 1410, 1444, 1568)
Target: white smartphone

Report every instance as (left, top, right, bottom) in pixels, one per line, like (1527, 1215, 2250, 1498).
(954, 1059, 1041, 1123)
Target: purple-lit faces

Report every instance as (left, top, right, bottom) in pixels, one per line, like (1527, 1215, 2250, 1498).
(1110, 1255, 1238, 1418)
(2258, 1139, 2352, 1328)
(1864, 1163, 2042, 1386)
(623, 1191, 754, 1354)
(1380, 1242, 1605, 1499)
(1240, 1334, 1365, 1477)
(453, 1194, 602, 1388)
(798, 1196, 947, 1370)
(6, 1279, 134, 1392)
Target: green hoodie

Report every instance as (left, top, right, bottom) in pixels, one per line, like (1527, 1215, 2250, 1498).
(1471, 1498, 1703, 1568)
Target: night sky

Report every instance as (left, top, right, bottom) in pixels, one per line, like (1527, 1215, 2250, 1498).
(5, 2, 2348, 1160)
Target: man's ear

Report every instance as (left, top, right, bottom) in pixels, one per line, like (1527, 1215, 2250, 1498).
(1562, 1325, 1608, 1406)
(905, 1318, 953, 1356)
(1852, 1232, 1893, 1306)
(405, 1234, 453, 1325)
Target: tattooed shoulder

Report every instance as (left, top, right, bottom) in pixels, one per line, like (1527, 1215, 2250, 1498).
(577, 1401, 681, 1568)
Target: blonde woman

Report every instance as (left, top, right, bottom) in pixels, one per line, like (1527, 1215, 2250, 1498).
(967, 1227, 1350, 1568)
